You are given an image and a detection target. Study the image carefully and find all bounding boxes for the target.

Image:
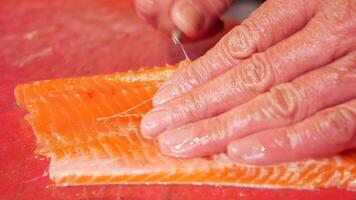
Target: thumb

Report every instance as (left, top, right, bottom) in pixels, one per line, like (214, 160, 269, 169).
(171, 0, 234, 38)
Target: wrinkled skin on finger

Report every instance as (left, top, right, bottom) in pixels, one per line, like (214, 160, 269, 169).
(139, 0, 356, 165)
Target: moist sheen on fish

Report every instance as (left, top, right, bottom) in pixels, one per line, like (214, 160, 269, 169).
(14, 61, 356, 190)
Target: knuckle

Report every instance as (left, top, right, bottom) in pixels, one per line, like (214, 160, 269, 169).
(179, 92, 207, 120)
(316, 106, 356, 145)
(208, 117, 229, 141)
(222, 23, 257, 60)
(277, 128, 295, 150)
(236, 54, 275, 97)
(170, 67, 201, 94)
(183, 63, 211, 89)
(264, 84, 301, 122)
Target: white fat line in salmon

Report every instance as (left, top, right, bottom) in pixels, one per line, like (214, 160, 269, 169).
(96, 97, 153, 121)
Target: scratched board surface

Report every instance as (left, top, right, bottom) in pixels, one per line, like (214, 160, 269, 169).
(0, 0, 355, 199)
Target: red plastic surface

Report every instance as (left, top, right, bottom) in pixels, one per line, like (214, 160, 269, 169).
(0, 0, 355, 199)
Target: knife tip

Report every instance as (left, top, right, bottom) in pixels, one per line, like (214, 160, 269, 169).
(171, 28, 183, 45)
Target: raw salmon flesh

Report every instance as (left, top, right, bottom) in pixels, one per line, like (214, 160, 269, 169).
(14, 61, 356, 189)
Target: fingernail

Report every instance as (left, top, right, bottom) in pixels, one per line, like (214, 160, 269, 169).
(140, 109, 171, 138)
(153, 84, 180, 105)
(172, 1, 205, 36)
(228, 137, 266, 163)
(158, 127, 196, 156)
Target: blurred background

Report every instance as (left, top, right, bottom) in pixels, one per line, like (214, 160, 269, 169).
(226, 0, 264, 20)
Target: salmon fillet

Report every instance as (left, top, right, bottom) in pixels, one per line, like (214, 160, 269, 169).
(15, 61, 356, 189)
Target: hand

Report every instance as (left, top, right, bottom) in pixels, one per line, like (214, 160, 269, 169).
(134, 0, 234, 38)
(140, 0, 356, 165)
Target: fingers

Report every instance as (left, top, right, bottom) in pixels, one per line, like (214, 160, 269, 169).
(135, 0, 175, 32)
(227, 99, 356, 165)
(156, 52, 356, 157)
(143, 5, 356, 137)
(171, 0, 234, 38)
(134, 0, 233, 36)
(153, 0, 320, 105)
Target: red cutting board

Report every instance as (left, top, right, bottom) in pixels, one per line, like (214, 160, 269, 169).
(0, 1, 354, 199)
